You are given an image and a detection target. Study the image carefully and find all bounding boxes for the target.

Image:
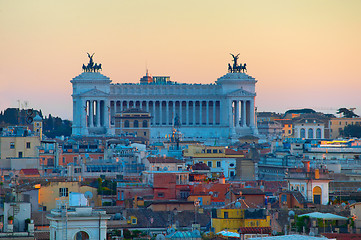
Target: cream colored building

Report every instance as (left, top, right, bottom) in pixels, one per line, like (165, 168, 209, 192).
(0, 127, 41, 169)
(329, 118, 361, 139)
(184, 145, 244, 178)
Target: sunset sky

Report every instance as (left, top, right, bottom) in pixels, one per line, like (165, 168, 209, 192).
(1, 0, 360, 120)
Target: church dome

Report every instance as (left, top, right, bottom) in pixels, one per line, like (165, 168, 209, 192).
(33, 114, 42, 121)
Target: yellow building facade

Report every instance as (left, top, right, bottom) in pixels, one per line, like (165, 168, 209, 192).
(329, 118, 361, 139)
(212, 209, 270, 233)
(0, 132, 41, 169)
(38, 181, 100, 211)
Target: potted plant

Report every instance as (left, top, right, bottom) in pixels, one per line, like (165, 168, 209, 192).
(8, 216, 14, 225)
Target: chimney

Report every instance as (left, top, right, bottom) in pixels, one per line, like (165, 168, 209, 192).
(302, 160, 310, 172)
(219, 173, 226, 184)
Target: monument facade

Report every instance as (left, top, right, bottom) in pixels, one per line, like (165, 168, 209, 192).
(71, 54, 258, 141)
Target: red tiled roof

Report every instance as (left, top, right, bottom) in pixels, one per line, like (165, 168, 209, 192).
(20, 168, 40, 175)
(322, 233, 361, 240)
(238, 227, 271, 234)
(148, 157, 184, 163)
(225, 149, 245, 155)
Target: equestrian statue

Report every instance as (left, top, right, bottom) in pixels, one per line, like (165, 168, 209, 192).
(82, 53, 102, 72)
(228, 53, 247, 73)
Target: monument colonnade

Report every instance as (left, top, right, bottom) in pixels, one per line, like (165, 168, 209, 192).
(107, 98, 255, 128)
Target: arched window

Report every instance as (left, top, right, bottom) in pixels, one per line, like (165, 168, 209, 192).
(75, 231, 90, 240)
(124, 120, 129, 128)
(300, 128, 306, 138)
(133, 120, 139, 128)
(308, 128, 314, 139)
(316, 128, 322, 139)
(143, 120, 148, 127)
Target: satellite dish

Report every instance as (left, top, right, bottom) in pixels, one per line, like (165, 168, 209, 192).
(235, 202, 241, 208)
(288, 210, 295, 217)
(192, 229, 200, 236)
(156, 234, 165, 240)
(84, 191, 93, 199)
(163, 167, 168, 171)
(167, 227, 175, 234)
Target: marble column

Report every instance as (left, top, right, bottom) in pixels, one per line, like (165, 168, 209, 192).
(234, 100, 239, 127)
(105, 100, 110, 130)
(250, 99, 255, 127)
(179, 101, 182, 125)
(186, 101, 189, 126)
(213, 101, 216, 125)
(199, 101, 202, 125)
(89, 100, 93, 127)
(193, 102, 196, 125)
(228, 99, 233, 128)
(160, 101, 163, 125)
(172, 102, 176, 125)
(82, 99, 87, 130)
(206, 101, 209, 125)
(152, 102, 156, 125)
(242, 100, 246, 127)
(166, 101, 169, 125)
(97, 100, 100, 127)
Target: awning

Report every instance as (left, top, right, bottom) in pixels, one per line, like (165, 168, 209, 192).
(298, 212, 348, 220)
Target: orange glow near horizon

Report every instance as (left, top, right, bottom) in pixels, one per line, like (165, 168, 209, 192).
(0, 0, 360, 120)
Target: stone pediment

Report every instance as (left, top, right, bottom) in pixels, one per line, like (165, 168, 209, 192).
(227, 88, 255, 97)
(79, 88, 109, 97)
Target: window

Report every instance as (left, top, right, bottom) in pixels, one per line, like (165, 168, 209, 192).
(131, 218, 137, 224)
(216, 161, 221, 167)
(144, 131, 147, 136)
(157, 192, 164, 198)
(59, 188, 68, 197)
(47, 158, 54, 167)
(10, 142, 15, 149)
(281, 194, 287, 203)
(230, 171, 235, 177)
(207, 161, 212, 167)
(18, 152, 23, 158)
(124, 120, 130, 128)
(213, 149, 217, 153)
(133, 120, 139, 128)
(143, 120, 148, 128)
(308, 128, 314, 139)
(224, 212, 228, 219)
(316, 128, 322, 139)
(300, 128, 306, 138)
(207, 149, 211, 153)
(26, 142, 31, 149)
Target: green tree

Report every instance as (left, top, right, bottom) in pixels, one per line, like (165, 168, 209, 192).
(343, 125, 361, 138)
(337, 108, 359, 118)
